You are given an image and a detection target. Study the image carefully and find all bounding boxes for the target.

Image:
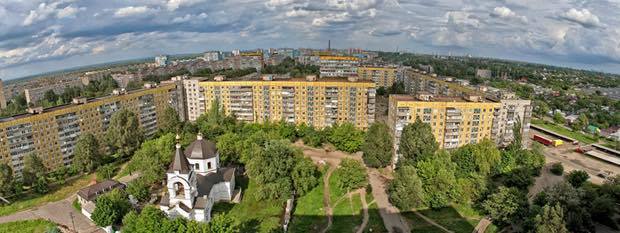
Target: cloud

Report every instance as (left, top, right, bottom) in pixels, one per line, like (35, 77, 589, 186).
(369, 28, 402, 37)
(491, 6, 527, 23)
(22, 2, 84, 26)
(561, 8, 600, 28)
(166, 0, 207, 11)
(114, 6, 157, 18)
(172, 13, 208, 23)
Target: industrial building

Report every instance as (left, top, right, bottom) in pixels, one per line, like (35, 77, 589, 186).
(388, 94, 501, 157)
(0, 84, 180, 176)
(198, 76, 376, 129)
(357, 66, 398, 88)
(319, 56, 360, 78)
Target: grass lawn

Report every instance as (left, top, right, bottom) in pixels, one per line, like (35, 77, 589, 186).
(211, 176, 283, 233)
(404, 204, 481, 233)
(328, 169, 345, 204)
(531, 120, 598, 144)
(0, 174, 94, 217)
(0, 219, 57, 233)
(403, 211, 445, 233)
(289, 171, 327, 233)
(327, 192, 363, 233)
(365, 195, 387, 233)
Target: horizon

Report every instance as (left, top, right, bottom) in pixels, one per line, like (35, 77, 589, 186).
(1, 1, 620, 79)
(4, 48, 620, 82)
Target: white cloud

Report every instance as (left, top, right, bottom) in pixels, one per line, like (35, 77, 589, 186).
(445, 11, 480, 29)
(166, 0, 206, 11)
(312, 12, 351, 27)
(491, 6, 527, 23)
(22, 2, 85, 26)
(172, 12, 208, 23)
(561, 8, 600, 28)
(285, 9, 310, 17)
(91, 45, 105, 54)
(114, 6, 157, 18)
(56, 5, 82, 19)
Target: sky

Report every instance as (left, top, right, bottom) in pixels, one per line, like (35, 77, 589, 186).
(1, 0, 620, 79)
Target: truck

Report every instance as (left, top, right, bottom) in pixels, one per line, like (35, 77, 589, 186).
(533, 134, 563, 147)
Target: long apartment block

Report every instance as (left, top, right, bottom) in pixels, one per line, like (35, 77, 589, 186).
(198, 76, 376, 129)
(0, 84, 180, 175)
(388, 94, 501, 154)
(398, 69, 532, 148)
(319, 56, 360, 78)
(357, 66, 397, 88)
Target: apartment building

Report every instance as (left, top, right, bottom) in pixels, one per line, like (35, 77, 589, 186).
(24, 78, 86, 104)
(388, 94, 501, 157)
(357, 66, 397, 88)
(319, 56, 360, 78)
(198, 76, 376, 129)
(183, 77, 208, 122)
(487, 91, 532, 147)
(0, 79, 6, 109)
(401, 69, 475, 97)
(0, 84, 180, 176)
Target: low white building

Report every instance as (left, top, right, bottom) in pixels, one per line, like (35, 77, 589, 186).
(77, 180, 126, 220)
(159, 133, 236, 222)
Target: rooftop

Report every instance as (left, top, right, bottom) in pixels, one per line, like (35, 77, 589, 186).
(77, 180, 125, 202)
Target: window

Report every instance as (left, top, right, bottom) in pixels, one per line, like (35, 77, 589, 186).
(207, 162, 212, 170)
(195, 164, 199, 170)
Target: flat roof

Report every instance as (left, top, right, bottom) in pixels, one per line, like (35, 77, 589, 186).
(391, 94, 492, 103)
(201, 76, 374, 84)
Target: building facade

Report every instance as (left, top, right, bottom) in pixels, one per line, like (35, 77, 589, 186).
(198, 76, 376, 129)
(0, 84, 179, 176)
(319, 56, 360, 78)
(0, 79, 6, 109)
(357, 66, 397, 88)
(388, 94, 501, 157)
(155, 55, 169, 67)
(183, 77, 208, 122)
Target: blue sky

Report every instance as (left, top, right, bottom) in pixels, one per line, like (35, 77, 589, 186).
(1, 0, 620, 79)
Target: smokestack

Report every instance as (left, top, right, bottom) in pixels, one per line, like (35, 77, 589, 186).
(328, 40, 331, 51)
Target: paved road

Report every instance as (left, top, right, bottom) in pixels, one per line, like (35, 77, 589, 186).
(368, 169, 411, 233)
(0, 194, 103, 233)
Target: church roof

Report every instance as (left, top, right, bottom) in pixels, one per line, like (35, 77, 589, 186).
(184, 133, 218, 159)
(168, 143, 192, 174)
(196, 167, 236, 196)
(77, 180, 125, 202)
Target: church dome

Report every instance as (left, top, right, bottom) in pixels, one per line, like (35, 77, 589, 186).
(184, 132, 218, 159)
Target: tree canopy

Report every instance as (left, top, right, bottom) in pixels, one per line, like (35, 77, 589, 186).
(398, 118, 438, 165)
(361, 122, 393, 168)
(73, 133, 102, 173)
(92, 189, 131, 227)
(105, 109, 143, 157)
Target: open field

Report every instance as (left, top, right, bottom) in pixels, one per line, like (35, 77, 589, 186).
(531, 119, 598, 144)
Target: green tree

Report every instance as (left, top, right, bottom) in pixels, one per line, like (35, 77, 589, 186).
(126, 134, 176, 184)
(73, 133, 102, 173)
(209, 214, 240, 233)
(122, 206, 168, 233)
(482, 186, 527, 226)
(335, 158, 367, 191)
(571, 113, 589, 131)
(247, 140, 297, 200)
(361, 123, 394, 168)
(43, 90, 58, 103)
(127, 178, 150, 202)
(566, 170, 589, 187)
(388, 165, 426, 210)
(33, 176, 49, 194)
(416, 150, 459, 208)
(553, 112, 565, 125)
(105, 109, 143, 157)
(22, 153, 46, 186)
(291, 157, 319, 196)
(508, 120, 523, 151)
(535, 203, 569, 233)
(0, 164, 13, 196)
(159, 106, 181, 134)
(327, 123, 364, 153)
(216, 132, 242, 165)
(398, 118, 438, 165)
(92, 189, 130, 227)
(534, 100, 550, 117)
(451, 139, 500, 178)
(96, 164, 116, 181)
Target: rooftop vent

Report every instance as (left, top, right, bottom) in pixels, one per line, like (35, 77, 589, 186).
(72, 97, 88, 104)
(27, 107, 44, 114)
(214, 75, 225, 81)
(306, 75, 317, 81)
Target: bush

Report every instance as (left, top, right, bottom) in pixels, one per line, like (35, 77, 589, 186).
(550, 163, 564, 176)
(565, 170, 589, 187)
(72, 198, 81, 211)
(96, 164, 117, 181)
(126, 179, 150, 202)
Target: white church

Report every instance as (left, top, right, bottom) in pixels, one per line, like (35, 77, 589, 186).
(159, 133, 236, 222)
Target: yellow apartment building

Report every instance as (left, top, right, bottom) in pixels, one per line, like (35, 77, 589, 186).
(0, 84, 179, 175)
(319, 56, 360, 78)
(199, 76, 376, 129)
(357, 66, 397, 88)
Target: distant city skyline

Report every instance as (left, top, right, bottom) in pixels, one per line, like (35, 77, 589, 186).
(1, 0, 620, 79)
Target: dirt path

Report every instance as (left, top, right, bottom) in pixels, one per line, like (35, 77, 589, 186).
(355, 189, 369, 233)
(321, 165, 336, 233)
(472, 217, 491, 233)
(368, 169, 411, 233)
